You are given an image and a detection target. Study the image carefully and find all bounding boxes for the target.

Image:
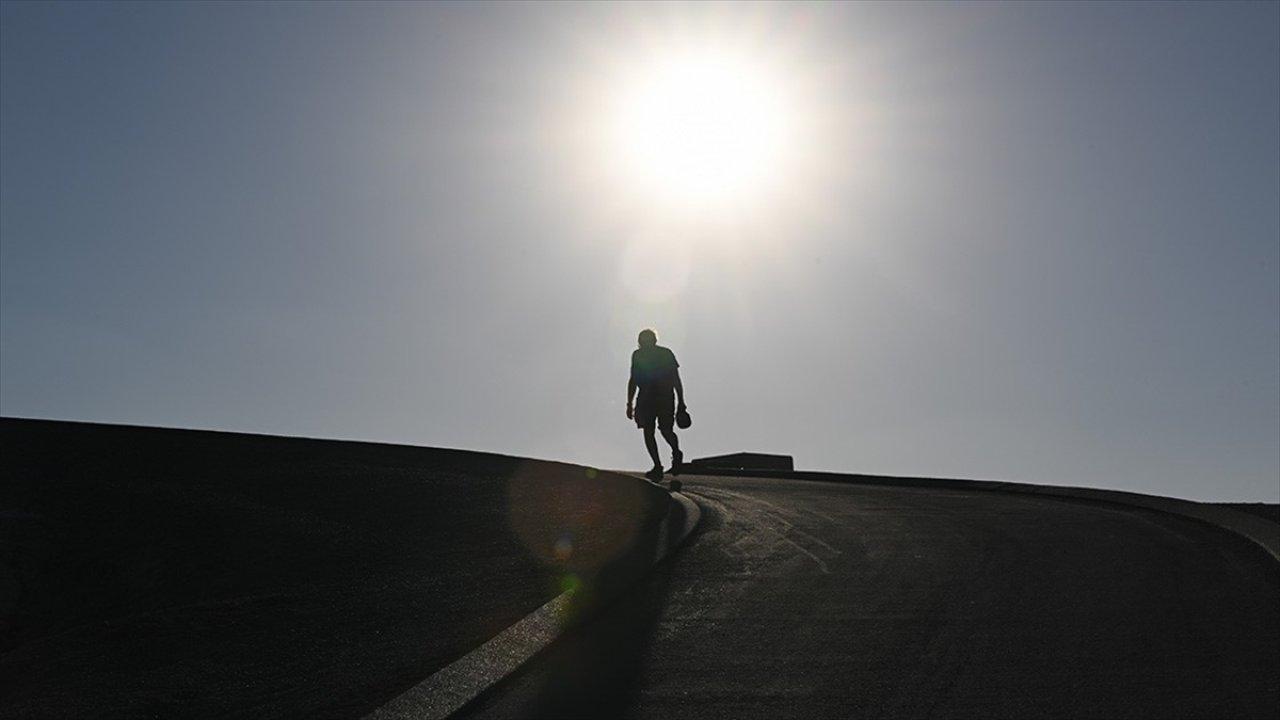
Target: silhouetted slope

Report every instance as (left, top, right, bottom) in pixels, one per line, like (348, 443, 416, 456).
(1217, 503, 1280, 525)
(0, 418, 667, 719)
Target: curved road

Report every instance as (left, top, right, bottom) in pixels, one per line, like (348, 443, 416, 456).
(462, 474, 1279, 719)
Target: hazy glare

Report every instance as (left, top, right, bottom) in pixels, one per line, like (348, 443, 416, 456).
(2, 2, 1277, 501)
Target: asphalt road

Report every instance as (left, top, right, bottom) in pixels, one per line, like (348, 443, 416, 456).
(462, 474, 1280, 719)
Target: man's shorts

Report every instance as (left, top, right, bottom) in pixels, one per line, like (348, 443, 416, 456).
(634, 391, 675, 431)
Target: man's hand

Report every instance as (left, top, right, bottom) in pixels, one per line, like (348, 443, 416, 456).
(626, 402, 634, 420)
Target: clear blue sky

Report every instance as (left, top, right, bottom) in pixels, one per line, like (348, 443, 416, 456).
(2, 2, 1277, 501)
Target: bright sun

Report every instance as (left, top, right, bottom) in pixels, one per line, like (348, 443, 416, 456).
(612, 50, 792, 209)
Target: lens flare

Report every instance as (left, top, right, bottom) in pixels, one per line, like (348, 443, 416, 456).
(553, 533, 574, 561)
(505, 463, 647, 575)
(558, 574, 581, 595)
(619, 232, 692, 303)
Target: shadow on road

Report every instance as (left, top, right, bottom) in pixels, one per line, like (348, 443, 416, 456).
(457, 495, 699, 719)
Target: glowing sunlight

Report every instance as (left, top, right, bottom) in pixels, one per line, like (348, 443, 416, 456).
(608, 48, 796, 211)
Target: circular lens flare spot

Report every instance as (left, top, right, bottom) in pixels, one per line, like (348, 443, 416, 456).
(553, 533, 574, 561)
(620, 234, 691, 303)
(506, 462, 647, 574)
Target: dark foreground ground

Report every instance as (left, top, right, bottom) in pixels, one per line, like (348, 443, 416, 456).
(464, 474, 1280, 720)
(5, 419, 1276, 719)
(0, 418, 668, 719)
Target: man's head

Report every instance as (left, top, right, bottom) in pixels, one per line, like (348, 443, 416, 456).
(637, 328, 657, 348)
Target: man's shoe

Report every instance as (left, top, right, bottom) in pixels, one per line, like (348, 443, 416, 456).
(669, 450, 684, 475)
(645, 465, 663, 482)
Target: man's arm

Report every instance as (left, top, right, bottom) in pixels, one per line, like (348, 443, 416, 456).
(673, 368, 685, 409)
(626, 377, 636, 419)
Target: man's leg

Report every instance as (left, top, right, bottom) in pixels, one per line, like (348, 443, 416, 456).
(659, 427, 680, 453)
(643, 427, 662, 470)
(659, 426, 683, 472)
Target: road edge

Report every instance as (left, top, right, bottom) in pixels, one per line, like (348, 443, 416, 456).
(1013, 484, 1280, 565)
(685, 469, 1279, 567)
(364, 489, 701, 720)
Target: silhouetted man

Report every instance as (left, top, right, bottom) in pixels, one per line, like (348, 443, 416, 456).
(626, 328, 685, 481)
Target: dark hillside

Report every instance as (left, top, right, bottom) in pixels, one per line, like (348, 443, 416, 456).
(1217, 503, 1280, 525)
(0, 418, 666, 719)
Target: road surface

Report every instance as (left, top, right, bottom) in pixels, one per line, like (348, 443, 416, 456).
(462, 474, 1280, 719)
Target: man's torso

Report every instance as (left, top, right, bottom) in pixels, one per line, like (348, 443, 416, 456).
(631, 346, 678, 400)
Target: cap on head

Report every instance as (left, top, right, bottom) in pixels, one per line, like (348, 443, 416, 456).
(637, 328, 658, 347)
